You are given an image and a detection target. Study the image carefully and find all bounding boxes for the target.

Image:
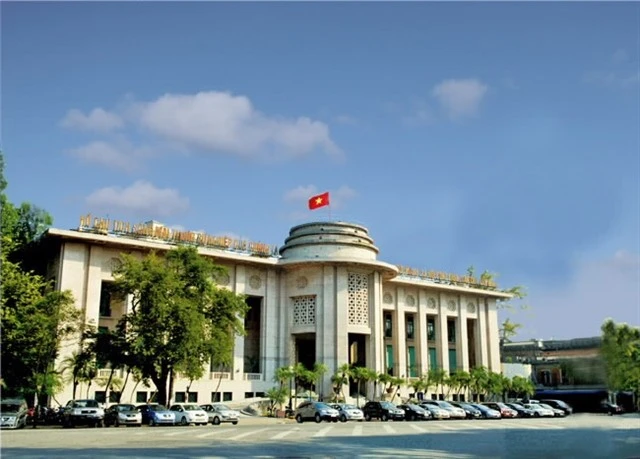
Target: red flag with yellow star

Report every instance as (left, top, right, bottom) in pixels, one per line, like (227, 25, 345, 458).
(308, 192, 330, 210)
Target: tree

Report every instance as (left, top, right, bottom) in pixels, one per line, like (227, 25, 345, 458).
(601, 319, 640, 410)
(112, 246, 248, 406)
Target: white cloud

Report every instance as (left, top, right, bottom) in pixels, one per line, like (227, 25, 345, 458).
(60, 108, 123, 132)
(431, 78, 488, 119)
(612, 48, 629, 64)
(129, 91, 341, 160)
(521, 250, 640, 339)
(68, 140, 152, 172)
(85, 180, 190, 217)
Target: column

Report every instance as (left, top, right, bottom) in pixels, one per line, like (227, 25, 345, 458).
(318, 265, 341, 398)
(279, 271, 289, 366)
(394, 287, 407, 377)
(476, 299, 489, 368)
(83, 246, 102, 327)
(369, 272, 384, 373)
(485, 299, 501, 372)
(262, 269, 279, 382)
(458, 297, 469, 372)
(232, 265, 246, 380)
(437, 294, 450, 374)
(417, 291, 429, 376)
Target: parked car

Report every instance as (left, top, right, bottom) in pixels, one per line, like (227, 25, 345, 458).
(362, 401, 405, 422)
(200, 403, 240, 425)
(61, 399, 105, 428)
(450, 402, 482, 419)
(419, 403, 451, 420)
(0, 399, 29, 429)
(538, 403, 566, 417)
(397, 404, 431, 421)
(522, 403, 555, 418)
(295, 401, 339, 423)
(482, 402, 518, 418)
(422, 400, 466, 419)
(540, 399, 573, 415)
(104, 404, 142, 427)
(329, 403, 364, 422)
(136, 404, 175, 426)
(469, 403, 501, 419)
(600, 401, 624, 415)
(169, 403, 208, 426)
(505, 402, 535, 418)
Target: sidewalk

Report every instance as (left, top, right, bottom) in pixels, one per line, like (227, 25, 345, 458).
(238, 415, 296, 426)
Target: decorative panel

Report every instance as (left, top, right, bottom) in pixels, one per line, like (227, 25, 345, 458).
(447, 299, 457, 312)
(406, 295, 416, 306)
(383, 292, 393, 304)
(348, 273, 369, 326)
(292, 295, 316, 326)
(427, 297, 437, 310)
(466, 302, 476, 314)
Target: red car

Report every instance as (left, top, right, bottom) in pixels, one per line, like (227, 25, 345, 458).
(482, 402, 518, 418)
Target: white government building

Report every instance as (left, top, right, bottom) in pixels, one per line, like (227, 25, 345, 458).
(44, 217, 511, 405)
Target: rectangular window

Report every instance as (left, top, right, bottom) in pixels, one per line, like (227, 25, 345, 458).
(255, 392, 265, 398)
(428, 347, 437, 370)
(406, 315, 415, 340)
(449, 349, 458, 373)
(211, 392, 221, 403)
(407, 346, 417, 377)
(99, 283, 112, 317)
(223, 392, 232, 402)
(187, 392, 198, 403)
(245, 392, 254, 399)
(109, 391, 120, 403)
(447, 319, 456, 343)
(384, 314, 393, 338)
(136, 391, 148, 403)
(386, 344, 394, 375)
(174, 392, 186, 403)
(427, 317, 436, 341)
(94, 391, 106, 404)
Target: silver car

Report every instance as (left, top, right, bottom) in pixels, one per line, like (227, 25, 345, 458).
(330, 403, 364, 422)
(0, 399, 28, 429)
(295, 401, 339, 423)
(423, 400, 466, 419)
(200, 403, 240, 425)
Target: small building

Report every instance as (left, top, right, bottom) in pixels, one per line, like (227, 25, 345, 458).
(41, 217, 512, 405)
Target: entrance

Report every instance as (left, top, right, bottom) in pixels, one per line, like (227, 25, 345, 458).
(295, 333, 316, 371)
(348, 333, 367, 397)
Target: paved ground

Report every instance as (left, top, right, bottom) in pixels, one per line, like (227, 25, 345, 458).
(2, 414, 639, 458)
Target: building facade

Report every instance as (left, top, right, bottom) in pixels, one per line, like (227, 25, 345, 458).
(43, 219, 511, 405)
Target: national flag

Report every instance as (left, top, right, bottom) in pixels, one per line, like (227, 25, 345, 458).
(308, 192, 330, 210)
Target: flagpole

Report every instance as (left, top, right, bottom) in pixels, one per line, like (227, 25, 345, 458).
(329, 203, 332, 221)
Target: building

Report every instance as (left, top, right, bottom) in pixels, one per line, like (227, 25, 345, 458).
(41, 217, 512, 405)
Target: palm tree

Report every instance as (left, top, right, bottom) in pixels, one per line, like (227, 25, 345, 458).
(350, 366, 370, 407)
(409, 374, 426, 399)
(61, 349, 94, 400)
(312, 363, 329, 401)
(428, 368, 447, 400)
(331, 363, 351, 402)
(274, 366, 296, 410)
(454, 371, 471, 401)
(469, 366, 489, 402)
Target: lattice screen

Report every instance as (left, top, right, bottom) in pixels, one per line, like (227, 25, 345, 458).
(292, 295, 316, 326)
(348, 273, 369, 326)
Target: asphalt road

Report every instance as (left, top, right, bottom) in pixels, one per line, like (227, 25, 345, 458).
(2, 414, 639, 459)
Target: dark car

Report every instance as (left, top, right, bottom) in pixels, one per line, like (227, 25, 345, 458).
(294, 401, 339, 423)
(469, 403, 501, 419)
(600, 401, 624, 416)
(505, 402, 535, 418)
(362, 401, 405, 422)
(104, 404, 142, 427)
(397, 404, 431, 421)
(540, 399, 573, 415)
(482, 402, 518, 418)
(450, 402, 482, 419)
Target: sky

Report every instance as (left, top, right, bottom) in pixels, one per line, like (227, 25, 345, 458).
(2, 2, 639, 341)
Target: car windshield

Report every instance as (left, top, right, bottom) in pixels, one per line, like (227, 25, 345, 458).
(380, 402, 395, 409)
(438, 401, 453, 408)
(214, 404, 231, 410)
(315, 403, 331, 410)
(539, 403, 554, 410)
(149, 405, 167, 411)
(73, 400, 99, 408)
(0, 403, 21, 413)
(343, 404, 358, 410)
(118, 404, 136, 411)
(407, 404, 421, 409)
(509, 403, 524, 408)
(183, 404, 200, 411)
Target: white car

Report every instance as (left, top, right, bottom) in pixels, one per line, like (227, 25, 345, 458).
(169, 403, 209, 426)
(330, 403, 364, 422)
(0, 399, 29, 429)
(523, 403, 555, 417)
(200, 403, 240, 425)
(423, 400, 466, 419)
(420, 404, 451, 419)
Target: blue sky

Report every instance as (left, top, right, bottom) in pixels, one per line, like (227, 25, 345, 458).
(3, 2, 639, 340)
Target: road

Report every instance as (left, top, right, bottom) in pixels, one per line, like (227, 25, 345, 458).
(2, 414, 639, 458)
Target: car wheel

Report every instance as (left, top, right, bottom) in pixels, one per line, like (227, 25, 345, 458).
(295, 414, 303, 424)
(315, 413, 322, 423)
(180, 417, 188, 426)
(381, 414, 389, 422)
(365, 414, 371, 422)
(213, 416, 221, 425)
(534, 412, 540, 418)
(340, 415, 347, 423)
(332, 418, 338, 423)
(232, 421, 238, 425)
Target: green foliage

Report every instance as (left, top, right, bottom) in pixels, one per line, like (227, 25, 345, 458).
(601, 319, 640, 408)
(112, 246, 248, 406)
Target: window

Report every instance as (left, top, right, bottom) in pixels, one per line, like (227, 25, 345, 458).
(427, 317, 436, 341)
(175, 392, 186, 403)
(223, 392, 232, 402)
(187, 392, 198, 403)
(386, 345, 394, 375)
(384, 314, 393, 338)
(447, 319, 456, 343)
(136, 392, 148, 403)
(109, 391, 120, 403)
(428, 347, 437, 370)
(95, 391, 106, 403)
(211, 392, 221, 403)
(99, 283, 113, 317)
(448, 349, 458, 373)
(255, 392, 265, 398)
(407, 346, 417, 377)
(245, 392, 254, 399)
(406, 315, 415, 340)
